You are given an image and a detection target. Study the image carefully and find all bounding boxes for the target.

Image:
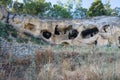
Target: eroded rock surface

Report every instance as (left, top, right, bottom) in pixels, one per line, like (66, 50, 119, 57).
(0, 6, 120, 47)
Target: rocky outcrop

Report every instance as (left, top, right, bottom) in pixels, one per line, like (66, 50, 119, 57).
(0, 5, 120, 47)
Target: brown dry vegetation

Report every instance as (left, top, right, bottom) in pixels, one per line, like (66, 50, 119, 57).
(0, 45, 120, 80)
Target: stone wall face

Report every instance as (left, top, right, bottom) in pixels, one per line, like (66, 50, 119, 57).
(0, 6, 120, 47)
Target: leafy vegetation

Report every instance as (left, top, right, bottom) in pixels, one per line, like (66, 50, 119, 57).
(0, 21, 17, 39)
(0, 0, 120, 18)
(50, 4, 72, 18)
(0, 0, 12, 8)
(0, 21, 46, 44)
(104, 0, 113, 16)
(87, 0, 106, 17)
(13, 1, 24, 14)
(23, 0, 51, 16)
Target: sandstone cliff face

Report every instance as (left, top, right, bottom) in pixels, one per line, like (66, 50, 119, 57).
(0, 6, 120, 47)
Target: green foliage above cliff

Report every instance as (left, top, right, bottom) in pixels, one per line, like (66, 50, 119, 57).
(23, 0, 51, 15)
(50, 4, 72, 18)
(87, 0, 106, 17)
(0, 0, 120, 18)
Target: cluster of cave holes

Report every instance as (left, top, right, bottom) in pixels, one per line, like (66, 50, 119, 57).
(24, 23, 36, 32)
(81, 27, 99, 38)
(42, 25, 79, 40)
(54, 25, 79, 39)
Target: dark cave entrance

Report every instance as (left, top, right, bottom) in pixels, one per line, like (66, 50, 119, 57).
(69, 29, 79, 39)
(42, 30, 52, 39)
(64, 25, 72, 34)
(94, 40, 97, 45)
(81, 27, 99, 38)
(54, 25, 60, 35)
(119, 36, 120, 44)
(102, 25, 109, 32)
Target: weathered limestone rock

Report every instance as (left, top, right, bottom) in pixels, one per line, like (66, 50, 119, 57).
(0, 6, 120, 47)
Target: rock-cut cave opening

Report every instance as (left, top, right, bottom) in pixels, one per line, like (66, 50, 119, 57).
(81, 27, 99, 38)
(24, 23, 36, 32)
(102, 24, 110, 32)
(54, 25, 60, 35)
(69, 29, 79, 39)
(119, 36, 120, 44)
(61, 42, 69, 45)
(42, 30, 52, 39)
(64, 25, 72, 34)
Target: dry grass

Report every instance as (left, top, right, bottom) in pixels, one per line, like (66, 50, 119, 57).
(0, 46, 120, 80)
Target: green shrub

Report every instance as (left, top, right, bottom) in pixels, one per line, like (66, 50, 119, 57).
(0, 21, 46, 44)
(0, 21, 17, 39)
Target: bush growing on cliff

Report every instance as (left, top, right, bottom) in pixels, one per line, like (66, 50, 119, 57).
(0, 22, 17, 39)
(0, 21, 46, 44)
(13, 1, 24, 14)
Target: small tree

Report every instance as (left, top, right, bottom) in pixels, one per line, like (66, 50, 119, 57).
(23, 0, 51, 16)
(13, 1, 24, 14)
(104, 0, 113, 16)
(112, 7, 120, 16)
(0, 0, 12, 9)
(73, 7, 87, 19)
(70, 0, 87, 19)
(50, 4, 72, 18)
(87, 0, 106, 17)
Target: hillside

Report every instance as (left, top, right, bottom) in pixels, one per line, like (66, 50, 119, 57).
(0, 6, 120, 80)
